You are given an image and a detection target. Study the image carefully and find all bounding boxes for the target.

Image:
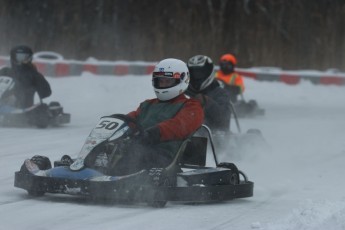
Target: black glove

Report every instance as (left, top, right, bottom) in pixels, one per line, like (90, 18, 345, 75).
(139, 126, 161, 146)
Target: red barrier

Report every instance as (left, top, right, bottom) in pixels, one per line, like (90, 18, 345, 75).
(55, 63, 70, 77)
(83, 64, 98, 74)
(280, 74, 300, 85)
(319, 76, 345, 85)
(114, 65, 129, 75)
(0, 58, 6, 67)
(145, 65, 155, 74)
(34, 62, 46, 74)
(237, 70, 257, 80)
(2, 55, 345, 86)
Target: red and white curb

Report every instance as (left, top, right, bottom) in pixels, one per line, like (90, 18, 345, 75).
(1, 56, 344, 86)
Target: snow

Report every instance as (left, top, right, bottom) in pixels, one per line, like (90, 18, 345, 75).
(1, 72, 345, 230)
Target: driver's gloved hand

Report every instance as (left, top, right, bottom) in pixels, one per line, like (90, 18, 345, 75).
(139, 126, 160, 146)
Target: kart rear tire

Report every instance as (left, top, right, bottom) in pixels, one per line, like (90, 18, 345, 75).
(49, 101, 61, 107)
(36, 114, 50, 129)
(35, 105, 51, 129)
(248, 100, 258, 107)
(217, 162, 240, 185)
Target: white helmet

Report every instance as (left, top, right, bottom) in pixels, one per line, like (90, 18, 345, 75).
(187, 55, 215, 91)
(152, 58, 190, 101)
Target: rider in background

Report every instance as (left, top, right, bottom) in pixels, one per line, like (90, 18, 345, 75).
(186, 55, 231, 133)
(0, 45, 51, 109)
(215, 53, 244, 103)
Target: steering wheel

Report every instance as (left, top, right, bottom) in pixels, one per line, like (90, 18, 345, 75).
(107, 113, 144, 136)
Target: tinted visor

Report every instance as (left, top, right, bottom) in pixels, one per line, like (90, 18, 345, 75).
(189, 67, 210, 81)
(220, 61, 233, 68)
(15, 53, 31, 63)
(152, 72, 181, 89)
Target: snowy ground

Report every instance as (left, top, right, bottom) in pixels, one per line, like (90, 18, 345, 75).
(1, 73, 345, 230)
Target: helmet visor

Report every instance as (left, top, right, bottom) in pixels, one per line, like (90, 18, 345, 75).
(152, 72, 181, 89)
(219, 61, 234, 73)
(189, 67, 210, 80)
(15, 53, 31, 63)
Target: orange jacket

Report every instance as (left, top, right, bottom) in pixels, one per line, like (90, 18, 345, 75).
(216, 71, 245, 93)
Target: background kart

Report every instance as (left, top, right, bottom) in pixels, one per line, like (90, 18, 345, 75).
(0, 101, 70, 128)
(14, 114, 253, 207)
(0, 76, 70, 128)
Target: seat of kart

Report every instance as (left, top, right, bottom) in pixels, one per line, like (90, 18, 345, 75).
(165, 127, 208, 173)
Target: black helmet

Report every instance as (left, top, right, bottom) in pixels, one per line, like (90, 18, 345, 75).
(187, 55, 214, 91)
(10, 45, 33, 66)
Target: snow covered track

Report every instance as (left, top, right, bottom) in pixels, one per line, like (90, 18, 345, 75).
(1, 74, 345, 229)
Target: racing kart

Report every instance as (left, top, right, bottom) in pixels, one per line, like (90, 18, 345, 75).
(0, 102, 70, 128)
(0, 76, 70, 128)
(14, 114, 253, 207)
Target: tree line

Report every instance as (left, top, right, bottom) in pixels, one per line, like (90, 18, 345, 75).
(0, 0, 344, 70)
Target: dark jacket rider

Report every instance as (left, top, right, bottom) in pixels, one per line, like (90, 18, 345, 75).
(186, 55, 231, 133)
(0, 45, 51, 109)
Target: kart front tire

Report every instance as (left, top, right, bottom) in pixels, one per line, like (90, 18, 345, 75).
(31, 155, 52, 170)
(23, 155, 51, 197)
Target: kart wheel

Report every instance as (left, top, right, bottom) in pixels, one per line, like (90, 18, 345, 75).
(23, 155, 51, 197)
(31, 155, 52, 170)
(61, 155, 74, 166)
(248, 100, 258, 107)
(49, 101, 61, 107)
(35, 104, 51, 129)
(19, 155, 51, 174)
(217, 162, 240, 185)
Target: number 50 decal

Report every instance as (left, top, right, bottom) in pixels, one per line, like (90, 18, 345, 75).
(96, 120, 119, 130)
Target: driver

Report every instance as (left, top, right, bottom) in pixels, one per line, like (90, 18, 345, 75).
(0, 45, 51, 109)
(109, 58, 204, 175)
(186, 55, 231, 133)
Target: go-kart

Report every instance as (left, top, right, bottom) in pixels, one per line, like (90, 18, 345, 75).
(0, 101, 71, 128)
(0, 101, 70, 128)
(0, 76, 70, 128)
(14, 114, 253, 207)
